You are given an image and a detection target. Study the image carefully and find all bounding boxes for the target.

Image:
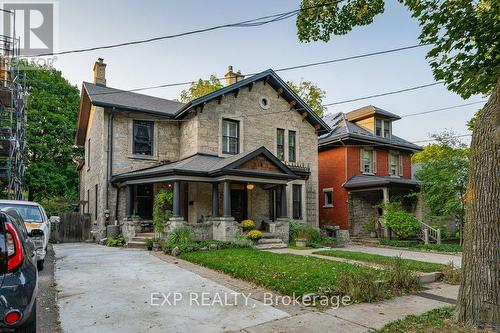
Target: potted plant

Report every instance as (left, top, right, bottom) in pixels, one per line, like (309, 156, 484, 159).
(246, 229, 263, 243)
(294, 228, 310, 247)
(241, 219, 256, 231)
(363, 218, 377, 238)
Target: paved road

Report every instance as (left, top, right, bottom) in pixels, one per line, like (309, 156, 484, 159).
(54, 243, 288, 333)
(37, 244, 62, 333)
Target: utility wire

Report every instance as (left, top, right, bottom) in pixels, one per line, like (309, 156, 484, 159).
(29, 1, 343, 57)
(89, 43, 429, 96)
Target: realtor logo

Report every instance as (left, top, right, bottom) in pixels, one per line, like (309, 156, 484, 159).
(2, 2, 55, 56)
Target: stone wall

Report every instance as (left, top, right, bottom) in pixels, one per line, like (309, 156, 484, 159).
(348, 191, 381, 236)
(191, 222, 213, 241)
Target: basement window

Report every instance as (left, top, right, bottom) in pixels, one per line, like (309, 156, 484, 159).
(133, 120, 154, 156)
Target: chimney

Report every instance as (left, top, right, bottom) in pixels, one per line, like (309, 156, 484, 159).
(224, 65, 244, 86)
(93, 58, 107, 86)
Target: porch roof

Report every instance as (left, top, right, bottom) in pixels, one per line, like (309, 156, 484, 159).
(111, 146, 300, 185)
(343, 175, 419, 190)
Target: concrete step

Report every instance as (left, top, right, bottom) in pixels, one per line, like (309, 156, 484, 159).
(137, 232, 155, 238)
(257, 238, 284, 244)
(126, 241, 147, 249)
(261, 232, 279, 239)
(254, 242, 287, 250)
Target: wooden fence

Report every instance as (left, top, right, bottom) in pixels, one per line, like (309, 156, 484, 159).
(51, 212, 92, 243)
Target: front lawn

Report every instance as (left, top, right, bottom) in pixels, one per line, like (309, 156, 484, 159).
(374, 306, 491, 333)
(179, 248, 420, 303)
(379, 240, 463, 253)
(313, 250, 446, 273)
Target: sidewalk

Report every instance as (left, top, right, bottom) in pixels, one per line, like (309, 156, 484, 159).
(241, 283, 458, 333)
(267, 244, 462, 267)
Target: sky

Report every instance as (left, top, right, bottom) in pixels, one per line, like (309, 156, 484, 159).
(46, 0, 483, 144)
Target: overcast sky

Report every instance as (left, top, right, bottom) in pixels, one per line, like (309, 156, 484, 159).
(49, 0, 483, 144)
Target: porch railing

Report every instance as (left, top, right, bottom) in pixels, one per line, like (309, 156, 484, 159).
(419, 221, 441, 244)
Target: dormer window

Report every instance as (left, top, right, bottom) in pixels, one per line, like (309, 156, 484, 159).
(375, 119, 391, 138)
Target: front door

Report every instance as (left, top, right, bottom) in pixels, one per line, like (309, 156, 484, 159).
(231, 185, 247, 222)
(135, 184, 153, 219)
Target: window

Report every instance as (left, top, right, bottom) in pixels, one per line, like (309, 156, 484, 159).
(133, 120, 154, 156)
(260, 97, 270, 109)
(94, 184, 98, 220)
(361, 148, 376, 174)
(323, 188, 333, 207)
(375, 119, 391, 138)
(389, 152, 402, 176)
(292, 184, 302, 219)
(222, 119, 239, 154)
(288, 130, 296, 162)
(277, 128, 285, 161)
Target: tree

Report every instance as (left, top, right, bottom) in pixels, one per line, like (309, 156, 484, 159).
(22, 64, 82, 204)
(296, 1, 499, 329)
(180, 75, 222, 102)
(287, 80, 327, 117)
(413, 132, 469, 243)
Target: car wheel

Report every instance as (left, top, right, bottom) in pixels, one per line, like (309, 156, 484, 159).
(15, 300, 36, 333)
(37, 259, 44, 271)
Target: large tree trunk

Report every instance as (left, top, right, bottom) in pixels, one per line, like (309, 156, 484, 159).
(456, 79, 500, 330)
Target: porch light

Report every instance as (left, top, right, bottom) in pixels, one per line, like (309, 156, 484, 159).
(246, 184, 255, 191)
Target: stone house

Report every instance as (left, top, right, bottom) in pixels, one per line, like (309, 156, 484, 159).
(318, 107, 422, 238)
(76, 59, 329, 243)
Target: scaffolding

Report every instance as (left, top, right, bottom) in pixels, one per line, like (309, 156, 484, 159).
(0, 11, 27, 200)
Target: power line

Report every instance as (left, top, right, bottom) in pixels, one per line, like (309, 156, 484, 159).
(89, 43, 428, 96)
(29, 1, 343, 57)
(323, 82, 444, 106)
(399, 100, 486, 118)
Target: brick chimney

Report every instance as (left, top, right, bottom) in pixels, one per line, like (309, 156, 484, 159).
(224, 65, 244, 86)
(93, 58, 107, 86)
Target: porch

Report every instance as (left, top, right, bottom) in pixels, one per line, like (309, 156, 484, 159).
(111, 147, 306, 244)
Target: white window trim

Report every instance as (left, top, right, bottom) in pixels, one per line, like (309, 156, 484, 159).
(128, 118, 159, 160)
(323, 187, 333, 208)
(360, 148, 377, 175)
(274, 126, 300, 163)
(375, 118, 392, 138)
(218, 115, 244, 157)
(388, 151, 402, 177)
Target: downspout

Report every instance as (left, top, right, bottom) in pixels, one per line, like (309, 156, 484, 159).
(106, 107, 116, 226)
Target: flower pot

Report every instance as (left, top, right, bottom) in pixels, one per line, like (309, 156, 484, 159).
(370, 231, 377, 238)
(152, 242, 161, 252)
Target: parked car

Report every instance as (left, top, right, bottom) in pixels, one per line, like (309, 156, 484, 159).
(0, 208, 38, 332)
(0, 200, 50, 270)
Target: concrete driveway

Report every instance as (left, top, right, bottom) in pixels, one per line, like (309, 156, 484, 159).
(54, 243, 288, 333)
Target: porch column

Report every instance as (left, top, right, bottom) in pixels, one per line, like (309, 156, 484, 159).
(280, 184, 288, 218)
(223, 181, 231, 217)
(382, 187, 390, 238)
(125, 185, 133, 217)
(173, 180, 181, 218)
(212, 183, 219, 217)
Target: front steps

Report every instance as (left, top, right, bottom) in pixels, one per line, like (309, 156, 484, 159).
(126, 232, 154, 249)
(254, 234, 287, 250)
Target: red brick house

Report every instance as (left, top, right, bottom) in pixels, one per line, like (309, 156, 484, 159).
(318, 106, 422, 238)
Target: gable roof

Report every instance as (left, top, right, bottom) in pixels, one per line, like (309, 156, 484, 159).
(319, 112, 422, 152)
(174, 69, 330, 133)
(83, 82, 185, 116)
(346, 105, 401, 121)
(111, 146, 298, 184)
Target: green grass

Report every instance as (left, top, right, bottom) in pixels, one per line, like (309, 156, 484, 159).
(313, 250, 446, 273)
(379, 240, 463, 253)
(179, 248, 420, 303)
(374, 306, 490, 333)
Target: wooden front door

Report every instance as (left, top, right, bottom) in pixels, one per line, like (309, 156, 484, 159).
(231, 186, 248, 222)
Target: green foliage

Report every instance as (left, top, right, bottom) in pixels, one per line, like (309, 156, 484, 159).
(180, 248, 419, 302)
(20, 63, 82, 201)
(241, 219, 256, 231)
(314, 250, 446, 273)
(382, 204, 421, 239)
(296, 0, 499, 99)
(153, 190, 173, 233)
(38, 197, 75, 217)
(162, 238, 252, 256)
(384, 257, 421, 292)
(180, 75, 223, 102)
(373, 306, 485, 333)
(165, 226, 194, 246)
(287, 80, 327, 117)
(107, 235, 125, 247)
(145, 238, 154, 249)
(289, 220, 321, 242)
(379, 239, 463, 253)
(414, 132, 469, 223)
(246, 229, 263, 240)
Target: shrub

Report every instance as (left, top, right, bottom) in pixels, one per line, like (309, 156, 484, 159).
(145, 238, 154, 249)
(241, 219, 256, 231)
(441, 262, 460, 284)
(107, 235, 125, 247)
(163, 238, 252, 256)
(166, 226, 194, 246)
(383, 207, 421, 239)
(153, 190, 173, 234)
(289, 220, 321, 243)
(337, 270, 385, 302)
(246, 229, 263, 241)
